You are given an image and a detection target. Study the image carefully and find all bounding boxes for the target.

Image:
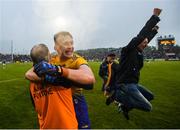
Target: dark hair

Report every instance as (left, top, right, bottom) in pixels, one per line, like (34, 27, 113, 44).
(107, 53, 116, 57)
(30, 44, 49, 65)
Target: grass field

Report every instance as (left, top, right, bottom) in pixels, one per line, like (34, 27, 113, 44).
(0, 61, 180, 128)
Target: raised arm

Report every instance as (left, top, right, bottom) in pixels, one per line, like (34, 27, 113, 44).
(137, 8, 161, 38)
(125, 8, 162, 50)
(146, 25, 159, 43)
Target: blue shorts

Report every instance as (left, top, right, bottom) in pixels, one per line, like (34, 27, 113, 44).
(73, 94, 91, 129)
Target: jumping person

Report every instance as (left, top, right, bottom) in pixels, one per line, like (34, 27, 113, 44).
(114, 8, 162, 120)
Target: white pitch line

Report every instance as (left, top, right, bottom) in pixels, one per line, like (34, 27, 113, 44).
(0, 78, 23, 83)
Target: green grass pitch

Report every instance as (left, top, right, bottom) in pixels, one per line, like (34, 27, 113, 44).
(0, 61, 180, 128)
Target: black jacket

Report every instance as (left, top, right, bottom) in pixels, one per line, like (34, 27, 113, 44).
(116, 15, 160, 84)
(99, 61, 119, 87)
(99, 61, 109, 80)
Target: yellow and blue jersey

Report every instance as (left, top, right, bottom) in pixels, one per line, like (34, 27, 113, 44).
(50, 53, 88, 95)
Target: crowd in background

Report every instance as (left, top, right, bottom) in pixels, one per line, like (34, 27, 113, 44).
(0, 45, 180, 63)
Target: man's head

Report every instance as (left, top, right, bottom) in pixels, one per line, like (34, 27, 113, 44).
(30, 44, 50, 65)
(137, 38, 148, 52)
(106, 53, 116, 63)
(54, 31, 74, 59)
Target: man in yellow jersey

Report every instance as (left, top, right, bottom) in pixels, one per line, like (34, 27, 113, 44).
(26, 44, 78, 129)
(26, 32, 95, 129)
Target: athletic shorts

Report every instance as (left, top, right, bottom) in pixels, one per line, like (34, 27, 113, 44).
(73, 94, 91, 129)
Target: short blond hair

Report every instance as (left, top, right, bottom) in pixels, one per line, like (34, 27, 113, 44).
(54, 31, 73, 44)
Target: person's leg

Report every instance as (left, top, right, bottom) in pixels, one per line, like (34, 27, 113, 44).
(114, 83, 152, 120)
(114, 84, 132, 120)
(115, 83, 133, 109)
(73, 94, 91, 129)
(126, 83, 152, 111)
(137, 84, 154, 101)
(101, 81, 105, 91)
(105, 87, 116, 105)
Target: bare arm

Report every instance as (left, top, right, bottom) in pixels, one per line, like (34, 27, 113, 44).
(66, 65, 95, 85)
(25, 67, 42, 82)
(26, 64, 95, 86)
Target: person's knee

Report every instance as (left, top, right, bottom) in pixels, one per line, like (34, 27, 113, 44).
(147, 94, 154, 101)
(144, 102, 152, 112)
(150, 94, 154, 100)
